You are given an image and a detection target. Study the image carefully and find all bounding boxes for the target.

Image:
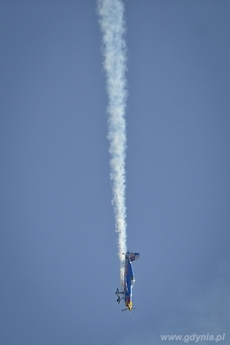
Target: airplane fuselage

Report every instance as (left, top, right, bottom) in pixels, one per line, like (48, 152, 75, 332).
(116, 251, 140, 311)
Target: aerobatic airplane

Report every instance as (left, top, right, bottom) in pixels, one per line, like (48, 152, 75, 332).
(115, 251, 140, 311)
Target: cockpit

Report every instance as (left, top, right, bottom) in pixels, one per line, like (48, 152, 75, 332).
(130, 277, 135, 286)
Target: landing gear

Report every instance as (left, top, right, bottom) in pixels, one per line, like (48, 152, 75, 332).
(115, 288, 124, 304)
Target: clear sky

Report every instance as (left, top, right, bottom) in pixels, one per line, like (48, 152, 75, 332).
(1, 1, 230, 344)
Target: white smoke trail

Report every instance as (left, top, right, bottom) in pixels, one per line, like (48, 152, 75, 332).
(97, 0, 127, 283)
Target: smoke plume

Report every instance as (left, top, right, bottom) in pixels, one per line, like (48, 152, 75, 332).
(97, 0, 128, 283)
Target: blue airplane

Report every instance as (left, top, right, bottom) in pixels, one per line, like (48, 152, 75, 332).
(115, 251, 140, 311)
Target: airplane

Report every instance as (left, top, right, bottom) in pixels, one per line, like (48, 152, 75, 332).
(115, 251, 140, 312)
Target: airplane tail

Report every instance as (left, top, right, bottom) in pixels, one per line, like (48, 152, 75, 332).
(128, 252, 140, 262)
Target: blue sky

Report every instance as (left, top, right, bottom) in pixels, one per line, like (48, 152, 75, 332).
(1, 1, 230, 344)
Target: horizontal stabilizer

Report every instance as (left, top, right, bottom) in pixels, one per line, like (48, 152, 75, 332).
(128, 252, 140, 262)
